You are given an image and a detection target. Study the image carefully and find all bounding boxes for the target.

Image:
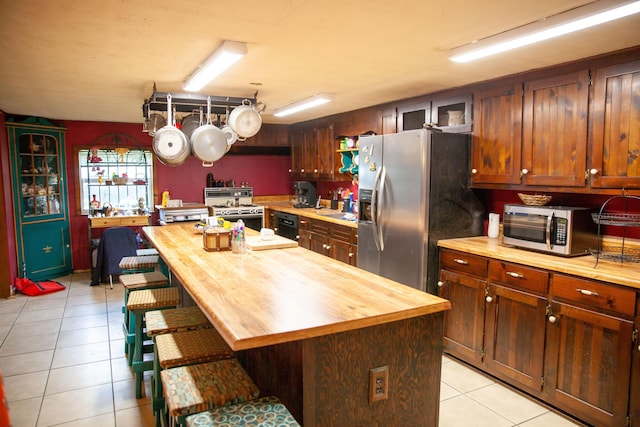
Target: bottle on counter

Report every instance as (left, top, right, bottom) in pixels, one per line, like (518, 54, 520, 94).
(161, 189, 171, 207)
(232, 219, 246, 254)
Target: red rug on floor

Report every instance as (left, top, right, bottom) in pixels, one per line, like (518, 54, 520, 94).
(14, 278, 66, 296)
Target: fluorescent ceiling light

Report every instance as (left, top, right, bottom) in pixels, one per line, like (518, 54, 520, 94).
(450, 0, 640, 63)
(273, 94, 333, 117)
(183, 40, 247, 92)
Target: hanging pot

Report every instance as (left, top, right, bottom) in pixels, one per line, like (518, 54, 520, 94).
(153, 94, 190, 166)
(181, 109, 202, 140)
(146, 113, 166, 137)
(190, 96, 229, 167)
(228, 99, 262, 138)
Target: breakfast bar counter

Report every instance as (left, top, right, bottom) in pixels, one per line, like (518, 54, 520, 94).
(143, 223, 450, 426)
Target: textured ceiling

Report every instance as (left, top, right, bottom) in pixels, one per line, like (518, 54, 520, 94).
(1, 0, 640, 125)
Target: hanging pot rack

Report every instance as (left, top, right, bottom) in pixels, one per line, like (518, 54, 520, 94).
(142, 84, 260, 119)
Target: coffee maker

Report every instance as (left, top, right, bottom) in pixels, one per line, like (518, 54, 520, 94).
(293, 181, 316, 208)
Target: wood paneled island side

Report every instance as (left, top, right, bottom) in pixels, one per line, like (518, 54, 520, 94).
(142, 223, 450, 426)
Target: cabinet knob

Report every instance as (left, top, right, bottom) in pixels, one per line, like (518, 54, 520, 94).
(314, 169, 318, 173)
(485, 296, 493, 303)
(521, 168, 529, 175)
(454, 258, 468, 265)
(548, 315, 557, 323)
(325, 245, 331, 250)
(288, 169, 292, 173)
(348, 252, 354, 257)
(437, 281, 444, 287)
(301, 168, 305, 172)
(590, 168, 599, 175)
(506, 271, 524, 279)
(471, 168, 478, 174)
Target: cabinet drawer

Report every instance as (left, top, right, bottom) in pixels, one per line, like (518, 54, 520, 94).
(489, 260, 549, 294)
(120, 216, 149, 226)
(330, 224, 356, 244)
(552, 274, 636, 317)
(90, 217, 118, 227)
(310, 219, 330, 235)
(439, 249, 487, 277)
(298, 216, 310, 230)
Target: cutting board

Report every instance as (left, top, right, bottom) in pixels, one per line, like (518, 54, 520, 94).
(245, 235, 299, 251)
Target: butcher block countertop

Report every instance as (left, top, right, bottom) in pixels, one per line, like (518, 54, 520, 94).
(438, 236, 640, 290)
(143, 223, 450, 351)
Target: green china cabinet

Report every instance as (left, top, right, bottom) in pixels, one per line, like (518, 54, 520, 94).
(6, 117, 72, 281)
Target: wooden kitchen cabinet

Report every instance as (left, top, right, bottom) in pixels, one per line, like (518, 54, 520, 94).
(521, 70, 589, 187)
(397, 100, 430, 132)
(471, 83, 523, 185)
(297, 216, 356, 265)
(438, 249, 487, 366)
(289, 121, 336, 181)
(484, 260, 548, 394)
(438, 249, 639, 426)
(243, 123, 289, 146)
(6, 117, 72, 281)
(545, 274, 635, 427)
(589, 59, 640, 189)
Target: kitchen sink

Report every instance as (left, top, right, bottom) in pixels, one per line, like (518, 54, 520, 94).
(319, 212, 357, 222)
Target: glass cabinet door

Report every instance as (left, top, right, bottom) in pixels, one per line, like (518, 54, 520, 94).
(18, 133, 63, 217)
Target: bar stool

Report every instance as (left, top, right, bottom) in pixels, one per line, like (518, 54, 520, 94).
(127, 287, 180, 398)
(160, 358, 260, 427)
(152, 328, 234, 426)
(120, 271, 170, 362)
(119, 254, 159, 274)
(184, 396, 300, 427)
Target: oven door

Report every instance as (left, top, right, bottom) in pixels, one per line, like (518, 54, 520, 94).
(214, 213, 263, 231)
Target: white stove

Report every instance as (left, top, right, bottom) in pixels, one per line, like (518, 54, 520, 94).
(204, 187, 264, 230)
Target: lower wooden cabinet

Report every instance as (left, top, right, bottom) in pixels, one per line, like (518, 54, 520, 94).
(438, 248, 639, 427)
(298, 216, 357, 266)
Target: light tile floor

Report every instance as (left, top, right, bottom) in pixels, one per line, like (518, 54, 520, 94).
(0, 271, 587, 426)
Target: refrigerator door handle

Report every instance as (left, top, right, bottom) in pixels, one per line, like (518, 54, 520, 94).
(377, 166, 386, 251)
(371, 164, 383, 251)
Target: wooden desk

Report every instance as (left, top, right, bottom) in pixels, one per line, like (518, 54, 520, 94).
(143, 223, 449, 426)
(88, 215, 151, 272)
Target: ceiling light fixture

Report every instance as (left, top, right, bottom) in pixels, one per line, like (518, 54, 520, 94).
(273, 94, 333, 117)
(450, 0, 640, 63)
(183, 40, 248, 92)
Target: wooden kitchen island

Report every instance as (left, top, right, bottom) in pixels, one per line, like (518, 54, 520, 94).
(143, 223, 450, 426)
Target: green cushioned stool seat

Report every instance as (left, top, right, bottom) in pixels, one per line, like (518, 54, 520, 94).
(161, 358, 260, 427)
(145, 306, 212, 337)
(119, 254, 159, 273)
(152, 328, 234, 425)
(127, 287, 180, 398)
(185, 396, 300, 427)
(120, 271, 170, 362)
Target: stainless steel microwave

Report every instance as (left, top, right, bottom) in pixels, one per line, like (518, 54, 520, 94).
(502, 204, 597, 256)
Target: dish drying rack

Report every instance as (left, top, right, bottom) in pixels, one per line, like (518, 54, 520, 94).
(590, 194, 640, 266)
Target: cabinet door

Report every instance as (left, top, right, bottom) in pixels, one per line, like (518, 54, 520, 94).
(397, 102, 430, 132)
(471, 83, 523, 185)
(314, 124, 334, 180)
(521, 71, 589, 187)
(7, 121, 72, 281)
(329, 238, 356, 265)
(439, 269, 486, 366)
(484, 283, 546, 393)
(545, 303, 633, 427)
(590, 60, 640, 189)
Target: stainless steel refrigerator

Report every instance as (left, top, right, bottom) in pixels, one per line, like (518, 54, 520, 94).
(357, 128, 483, 294)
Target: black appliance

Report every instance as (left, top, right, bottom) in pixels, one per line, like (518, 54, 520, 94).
(293, 181, 316, 208)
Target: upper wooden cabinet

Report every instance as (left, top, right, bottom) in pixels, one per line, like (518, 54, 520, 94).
(521, 70, 589, 187)
(589, 60, 640, 189)
(471, 83, 523, 185)
(289, 120, 338, 181)
(242, 123, 289, 146)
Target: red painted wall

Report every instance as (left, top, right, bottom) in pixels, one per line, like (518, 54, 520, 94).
(63, 121, 292, 270)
